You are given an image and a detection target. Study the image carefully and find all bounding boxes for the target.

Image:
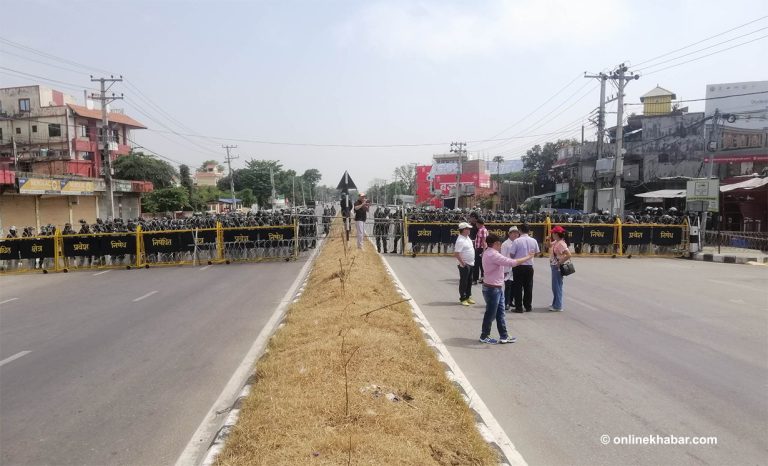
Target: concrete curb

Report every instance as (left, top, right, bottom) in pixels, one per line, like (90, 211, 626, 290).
(174, 240, 325, 466)
(377, 251, 528, 466)
(689, 252, 768, 264)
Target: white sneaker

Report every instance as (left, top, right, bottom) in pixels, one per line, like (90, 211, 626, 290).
(548, 307, 563, 312)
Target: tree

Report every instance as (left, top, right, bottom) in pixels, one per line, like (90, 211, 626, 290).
(190, 185, 225, 211)
(114, 151, 178, 189)
(198, 160, 224, 173)
(521, 139, 575, 195)
(142, 186, 190, 213)
(238, 188, 255, 208)
(179, 164, 194, 196)
(300, 168, 322, 188)
(393, 164, 416, 194)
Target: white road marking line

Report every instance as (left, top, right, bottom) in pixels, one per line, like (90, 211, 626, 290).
(132, 290, 158, 302)
(199, 265, 212, 271)
(0, 351, 31, 367)
(0, 298, 20, 306)
(92, 270, 111, 276)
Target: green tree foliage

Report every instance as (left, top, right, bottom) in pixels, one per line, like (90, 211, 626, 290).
(179, 164, 194, 195)
(237, 188, 255, 207)
(189, 185, 225, 211)
(393, 164, 416, 194)
(142, 187, 190, 213)
(217, 159, 321, 207)
(114, 151, 178, 189)
(521, 139, 575, 194)
(198, 160, 225, 173)
(300, 168, 322, 187)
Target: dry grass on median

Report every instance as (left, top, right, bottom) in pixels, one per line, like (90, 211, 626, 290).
(215, 221, 498, 466)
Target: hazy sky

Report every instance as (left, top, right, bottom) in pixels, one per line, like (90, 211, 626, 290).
(1, 0, 766, 190)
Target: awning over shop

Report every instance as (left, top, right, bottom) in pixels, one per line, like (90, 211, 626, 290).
(635, 189, 686, 199)
(703, 154, 768, 164)
(527, 192, 557, 200)
(720, 177, 768, 192)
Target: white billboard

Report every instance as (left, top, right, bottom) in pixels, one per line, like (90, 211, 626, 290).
(705, 81, 768, 132)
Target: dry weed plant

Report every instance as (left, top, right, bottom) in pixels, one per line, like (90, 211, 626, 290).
(215, 221, 498, 465)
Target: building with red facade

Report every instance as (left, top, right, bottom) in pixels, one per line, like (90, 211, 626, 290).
(415, 154, 493, 208)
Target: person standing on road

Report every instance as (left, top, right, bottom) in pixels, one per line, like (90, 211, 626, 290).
(510, 223, 540, 313)
(353, 193, 370, 250)
(473, 218, 488, 285)
(500, 226, 520, 310)
(454, 222, 475, 306)
(340, 193, 353, 242)
(480, 234, 535, 344)
(549, 225, 571, 312)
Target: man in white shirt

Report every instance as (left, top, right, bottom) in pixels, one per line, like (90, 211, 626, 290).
(453, 222, 475, 306)
(500, 226, 520, 310)
(509, 223, 540, 312)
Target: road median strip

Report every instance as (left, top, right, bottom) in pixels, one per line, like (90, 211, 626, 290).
(211, 221, 499, 465)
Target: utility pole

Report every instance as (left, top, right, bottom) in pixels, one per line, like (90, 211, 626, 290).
(11, 135, 17, 168)
(270, 167, 277, 209)
(608, 64, 639, 217)
(222, 145, 238, 211)
(584, 72, 608, 212)
(90, 75, 123, 219)
(701, 109, 723, 247)
(450, 141, 466, 208)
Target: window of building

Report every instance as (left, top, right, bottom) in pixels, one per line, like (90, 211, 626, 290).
(111, 129, 120, 144)
(0, 127, 3, 141)
(48, 123, 62, 137)
(18, 98, 30, 113)
(32, 125, 38, 133)
(16, 127, 21, 134)
(658, 153, 669, 163)
(79, 125, 90, 138)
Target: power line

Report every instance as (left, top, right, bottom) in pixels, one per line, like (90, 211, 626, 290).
(479, 81, 597, 153)
(472, 72, 583, 151)
(0, 66, 98, 92)
(624, 89, 768, 105)
(636, 25, 768, 72)
(643, 33, 768, 76)
(126, 137, 186, 166)
(632, 15, 768, 67)
(0, 48, 90, 76)
(142, 126, 586, 148)
(0, 36, 115, 75)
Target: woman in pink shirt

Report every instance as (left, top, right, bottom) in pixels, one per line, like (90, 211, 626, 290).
(549, 226, 572, 312)
(479, 234, 535, 344)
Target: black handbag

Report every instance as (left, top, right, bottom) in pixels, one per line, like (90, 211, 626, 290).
(560, 260, 575, 276)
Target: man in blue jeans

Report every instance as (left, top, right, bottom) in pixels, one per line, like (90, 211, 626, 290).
(480, 234, 535, 344)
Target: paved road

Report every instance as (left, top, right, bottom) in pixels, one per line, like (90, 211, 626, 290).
(0, 260, 305, 466)
(386, 255, 768, 466)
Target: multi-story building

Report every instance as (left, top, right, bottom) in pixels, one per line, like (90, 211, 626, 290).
(194, 161, 224, 187)
(415, 154, 492, 208)
(550, 82, 768, 215)
(0, 85, 151, 231)
(0, 85, 145, 176)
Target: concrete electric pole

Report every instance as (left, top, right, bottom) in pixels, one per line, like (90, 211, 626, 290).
(584, 72, 608, 212)
(609, 64, 639, 217)
(222, 145, 238, 211)
(90, 75, 123, 219)
(450, 141, 466, 208)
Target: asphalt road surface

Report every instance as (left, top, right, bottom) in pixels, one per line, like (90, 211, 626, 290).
(0, 260, 305, 466)
(386, 255, 768, 466)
